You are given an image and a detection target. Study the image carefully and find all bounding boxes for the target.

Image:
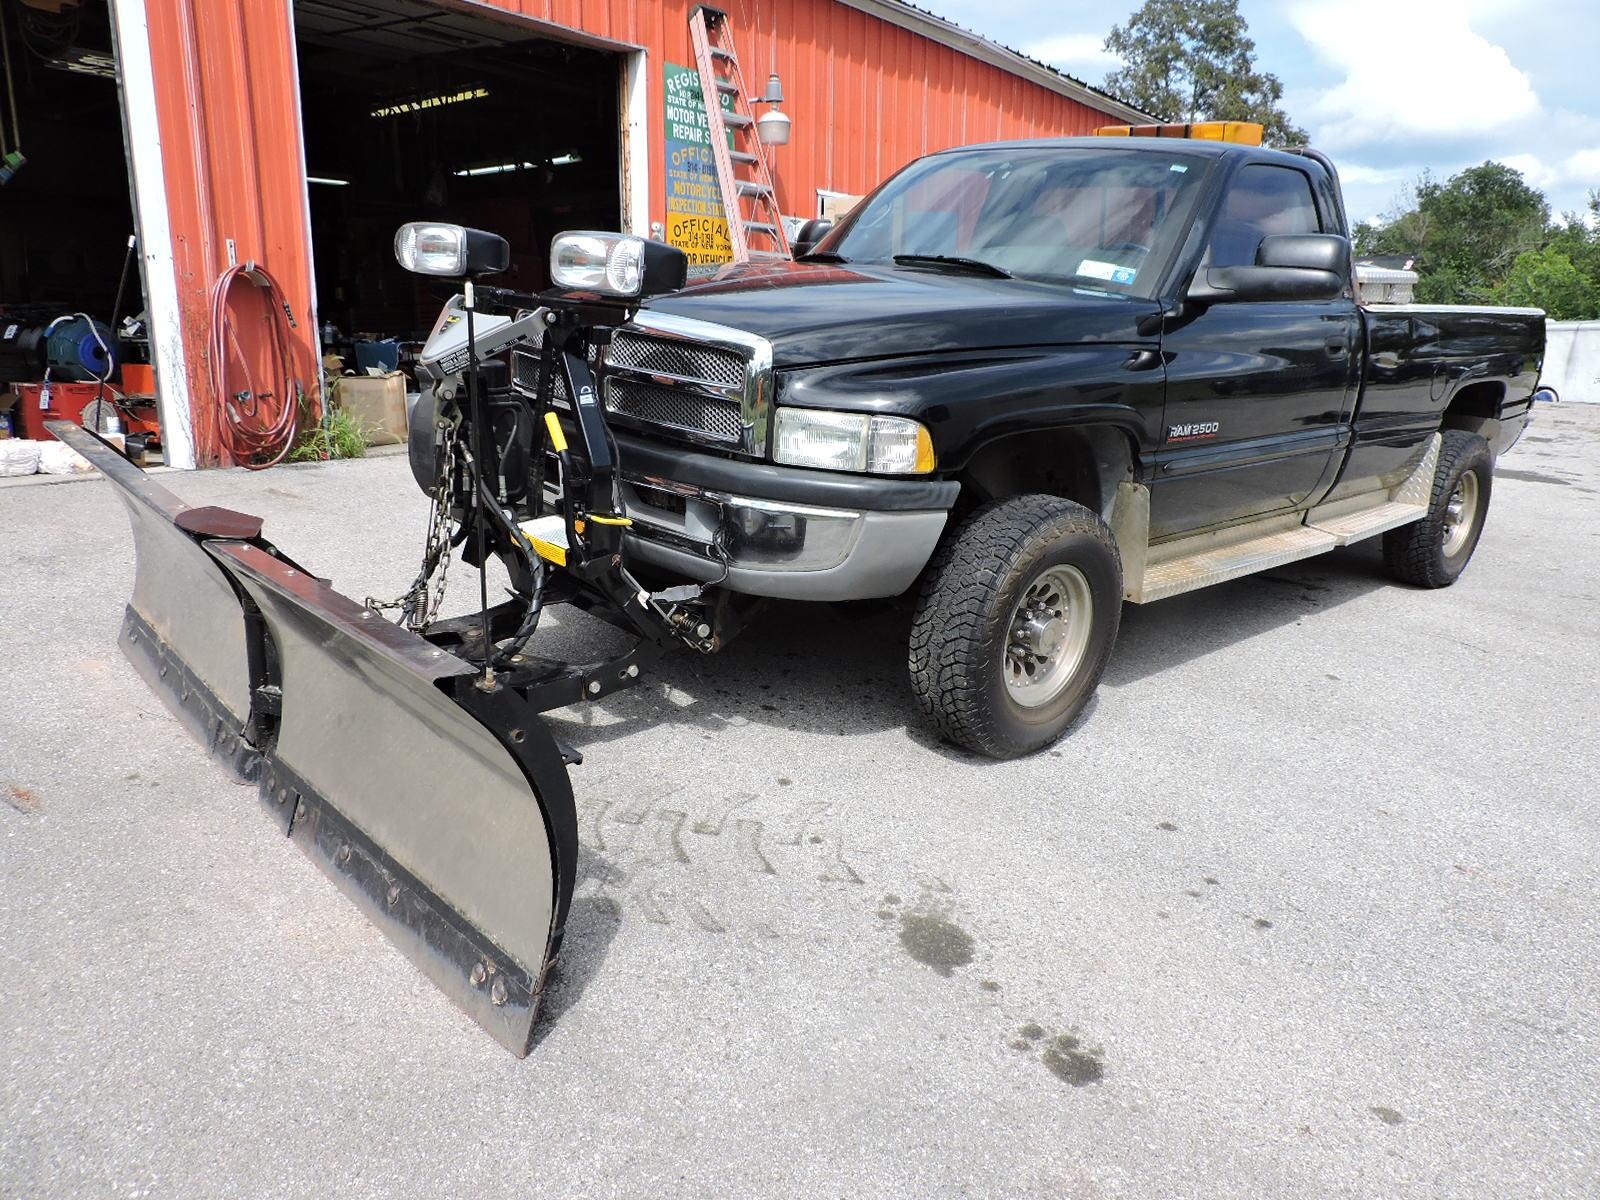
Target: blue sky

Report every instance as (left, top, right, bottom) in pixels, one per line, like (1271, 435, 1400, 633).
(927, 0, 1600, 225)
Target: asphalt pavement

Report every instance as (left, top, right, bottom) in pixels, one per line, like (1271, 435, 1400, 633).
(2, 402, 1597, 1199)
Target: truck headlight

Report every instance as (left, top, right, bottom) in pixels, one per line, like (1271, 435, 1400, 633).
(773, 408, 936, 475)
(550, 231, 688, 298)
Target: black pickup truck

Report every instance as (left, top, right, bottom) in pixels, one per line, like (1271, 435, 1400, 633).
(420, 132, 1544, 758)
(61, 130, 1546, 1056)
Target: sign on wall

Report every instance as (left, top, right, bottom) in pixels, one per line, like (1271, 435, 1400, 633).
(663, 63, 735, 265)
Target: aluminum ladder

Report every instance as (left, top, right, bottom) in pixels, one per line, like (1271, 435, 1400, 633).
(687, 5, 791, 264)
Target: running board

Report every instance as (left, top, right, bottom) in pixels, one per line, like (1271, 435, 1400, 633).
(1124, 433, 1439, 603)
(1137, 524, 1338, 602)
(1305, 498, 1427, 544)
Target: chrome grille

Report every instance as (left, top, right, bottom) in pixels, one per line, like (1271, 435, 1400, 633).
(606, 331, 745, 388)
(605, 378, 743, 444)
(510, 309, 771, 455)
(509, 341, 569, 405)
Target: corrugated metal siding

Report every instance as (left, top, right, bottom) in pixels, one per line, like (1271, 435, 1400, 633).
(142, 0, 1123, 464)
(145, 0, 316, 465)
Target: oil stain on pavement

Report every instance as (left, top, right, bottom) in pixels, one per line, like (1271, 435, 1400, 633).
(874, 895, 1108, 1086)
(1010, 1022, 1106, 1086)
(897, 911, 975, 977)
(878, 890, 976, 977)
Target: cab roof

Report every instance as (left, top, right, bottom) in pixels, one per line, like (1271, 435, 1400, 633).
(938, 136, 1311, 169)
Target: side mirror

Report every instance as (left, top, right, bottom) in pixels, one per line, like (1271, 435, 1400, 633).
(1190, 233, 1350, 303)
(792, 218, 834, 258)
(550, 231, 687, 299)
(394, 223, 510, 278)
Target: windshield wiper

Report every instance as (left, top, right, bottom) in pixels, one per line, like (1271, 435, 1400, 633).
(796, 250, 849, 263)
(892, 253, 1011, 278)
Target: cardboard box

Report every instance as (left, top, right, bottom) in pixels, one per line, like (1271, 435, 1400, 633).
(333, 371, 408, 446)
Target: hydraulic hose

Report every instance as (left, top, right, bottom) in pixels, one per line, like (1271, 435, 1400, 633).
(207, 262, 305, 469)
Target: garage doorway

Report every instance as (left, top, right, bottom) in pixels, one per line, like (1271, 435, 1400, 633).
(292, 1, 628, 355)
(0, 0, 162, 465)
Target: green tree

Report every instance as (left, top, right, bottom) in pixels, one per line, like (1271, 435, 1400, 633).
(1355, 175, 1437, 261)
(1495, 246, 1600, 319)
(1541, 194, 1600, 294)
(1362, 163, 1553, 303)
(1412, 162, 1548, 292)
(1102, 0, 1306, 147)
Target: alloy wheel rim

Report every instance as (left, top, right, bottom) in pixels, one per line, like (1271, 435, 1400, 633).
(1441, 470, 1480, 557)
(1003, 564, 1094, 708)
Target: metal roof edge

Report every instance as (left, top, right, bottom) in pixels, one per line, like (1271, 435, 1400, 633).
(833, 0, 1154, 126)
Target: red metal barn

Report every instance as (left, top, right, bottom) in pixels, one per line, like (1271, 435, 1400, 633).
(94, 0, 1143, 467)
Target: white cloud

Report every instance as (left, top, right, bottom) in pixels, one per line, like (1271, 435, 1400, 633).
(1025, 32, 1119, 72)
(1289, 1, 1538, 149)
(1337, 164, 1413, 187)
(1498, 147, 1600, 191)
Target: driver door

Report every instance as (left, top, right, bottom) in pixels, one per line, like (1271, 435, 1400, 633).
(1150, 163, 1359, 540)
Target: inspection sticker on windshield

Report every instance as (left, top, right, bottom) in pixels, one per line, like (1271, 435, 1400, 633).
(1077, 259, 1138, 285)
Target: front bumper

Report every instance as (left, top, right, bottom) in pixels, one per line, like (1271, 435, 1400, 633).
(551, 430, 959, 601)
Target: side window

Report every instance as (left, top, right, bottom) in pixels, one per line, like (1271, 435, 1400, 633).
(1206, 165, 1321, 268)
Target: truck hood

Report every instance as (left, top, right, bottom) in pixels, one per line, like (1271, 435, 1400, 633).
(638, 260, 1159, 367)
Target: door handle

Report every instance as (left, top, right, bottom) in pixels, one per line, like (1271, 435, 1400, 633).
(1124, 348, 1163, 372)
(1325, 338, 1348, 358)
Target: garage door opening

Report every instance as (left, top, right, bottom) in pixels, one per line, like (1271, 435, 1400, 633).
(0, 0, 160, 463)
(293, 2, 625, 363)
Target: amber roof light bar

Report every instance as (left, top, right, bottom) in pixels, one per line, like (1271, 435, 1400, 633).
(1095, 121, 1264, 146)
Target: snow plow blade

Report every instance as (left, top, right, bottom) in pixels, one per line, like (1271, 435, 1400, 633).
(56, 421, 576, 1056)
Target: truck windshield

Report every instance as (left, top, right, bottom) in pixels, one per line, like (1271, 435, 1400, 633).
(820, 147, 1208, 298)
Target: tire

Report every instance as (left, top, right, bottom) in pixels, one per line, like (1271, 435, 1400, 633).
(909, 495, 1122, 758)
(1382, 429, 1494, 588)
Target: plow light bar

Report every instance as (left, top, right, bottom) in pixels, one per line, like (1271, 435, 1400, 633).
(1095, 120, 1264, 146)
(550, 231, 688, 299)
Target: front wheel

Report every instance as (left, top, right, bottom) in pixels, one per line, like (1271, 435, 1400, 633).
(909, 496, 1122, 758)
(1383, 430, 1493, 588)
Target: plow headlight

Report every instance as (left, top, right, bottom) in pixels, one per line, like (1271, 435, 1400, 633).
(394, 222, 510, 277)
(550, 231, 688, 298)
(773, 408, 936, 475)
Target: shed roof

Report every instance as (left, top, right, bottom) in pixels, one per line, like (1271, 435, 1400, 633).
(846, 2, 1153, 125)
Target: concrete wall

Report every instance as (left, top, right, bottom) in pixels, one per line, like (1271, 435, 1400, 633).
(1541, 321, 1600, 404)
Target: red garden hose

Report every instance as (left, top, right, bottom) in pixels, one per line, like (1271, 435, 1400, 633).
(207, 261, 307, 469)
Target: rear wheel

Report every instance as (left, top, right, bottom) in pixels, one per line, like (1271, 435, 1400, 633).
(1383, 430, 1493, 588)
(909, 496, 1122, 758)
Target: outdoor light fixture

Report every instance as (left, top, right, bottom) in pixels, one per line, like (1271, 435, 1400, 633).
(756, 109, 791, 146)
(752, 72, 791, 146)
(306, 175, 350, 187)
